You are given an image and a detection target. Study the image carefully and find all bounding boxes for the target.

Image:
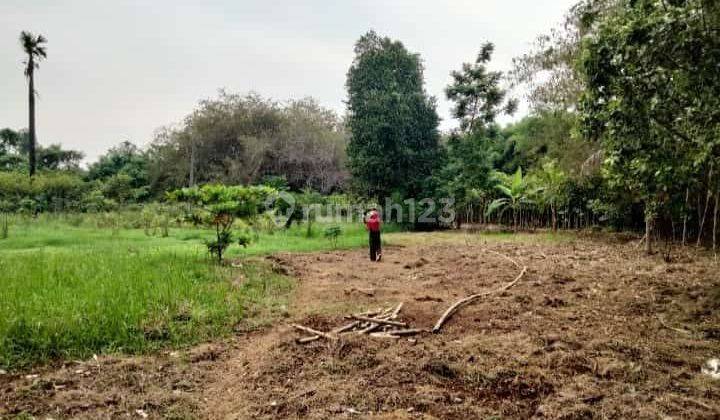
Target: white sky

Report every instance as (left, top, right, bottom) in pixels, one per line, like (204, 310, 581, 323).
(0, 0, 576, 163)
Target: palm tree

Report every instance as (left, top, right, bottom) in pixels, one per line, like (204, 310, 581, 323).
(20, 31, 47, 178)
(485, 167, 533, 231)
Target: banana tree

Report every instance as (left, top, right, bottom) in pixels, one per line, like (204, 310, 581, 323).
(533, 160, 568, 230)
(485, 167, 533, 230)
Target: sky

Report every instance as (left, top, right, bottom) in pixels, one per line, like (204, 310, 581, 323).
(0, 0, 576, 163)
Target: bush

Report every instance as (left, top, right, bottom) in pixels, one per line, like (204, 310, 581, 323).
(324, 225, 342, 248)
(0, 171, 87, 213)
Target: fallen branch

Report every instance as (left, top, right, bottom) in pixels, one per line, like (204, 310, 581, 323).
(292, 324, 338, 341)
(386, 328, 424, 336)
(432, 250, 527, 333)
(296, 335, 321, 344)
(332, 321, 361, 334)
(344, 309, 382, 319)
(634, 234, 646, 249)
(657, 315, 694, 336)
(369, 332, 401, 339)
(351, 315, 407, 327)
(390, 302, 403, 319)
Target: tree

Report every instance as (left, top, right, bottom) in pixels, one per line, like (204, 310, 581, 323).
(446, 42, 517, 134)
(0, 128, 83, 172)
(579, 0, 720, 253)
(486, 168, 533, 231)
(510, 0, 618, 111)
(168, 184, 275, 262)
(88, 141, 148, 187)
(0, 129, 24, 171)
(346, 31, 441, 200)
(530, 160, 568, 230)
(148, 92, 347, 194)
(37, 144, 84, 170)
(438, 43, 516, 226)
(20, 31, 47, 178)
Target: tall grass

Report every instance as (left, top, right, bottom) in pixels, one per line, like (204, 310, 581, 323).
(0, 215, 397, 369)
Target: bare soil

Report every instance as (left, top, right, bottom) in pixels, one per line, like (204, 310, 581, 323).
(2, 232, 720, 419)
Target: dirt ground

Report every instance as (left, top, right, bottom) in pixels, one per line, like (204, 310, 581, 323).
(2, 232, 720, 419)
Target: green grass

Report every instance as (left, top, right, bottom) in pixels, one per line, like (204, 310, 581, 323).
(0, 214, 400, 369)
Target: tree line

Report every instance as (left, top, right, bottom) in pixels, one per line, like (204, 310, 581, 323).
(5, 0, 720, 253)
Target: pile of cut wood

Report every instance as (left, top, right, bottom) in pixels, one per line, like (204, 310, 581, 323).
(293, 303, 423, 343)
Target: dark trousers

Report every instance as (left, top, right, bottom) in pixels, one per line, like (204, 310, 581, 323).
(369, 231, 381, 261)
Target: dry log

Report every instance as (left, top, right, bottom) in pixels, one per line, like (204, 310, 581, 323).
(432, 252, 527, 333)
(292, 324, 338, 341)
(351, 315, 407, 327)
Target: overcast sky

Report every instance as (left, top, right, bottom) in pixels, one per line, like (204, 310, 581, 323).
(1, 0, 576, 163)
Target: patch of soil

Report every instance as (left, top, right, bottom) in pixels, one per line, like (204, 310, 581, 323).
(2, 234, 720, 419)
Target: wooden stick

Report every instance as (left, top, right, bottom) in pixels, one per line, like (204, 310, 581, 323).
(657, 315, 694, 336)
(332, 321, 360, 334)
(432, 257, 527, 333)
(358, 322, 387, 334)
(351, 315, 407, 327)
(390, 302, 404, 319)
(292, 324, 338, 341)
(296, 335, 321, 344)
(369, 332, 401, 339)
(344, 309, 381, 319)
(386, 328, 424, 336)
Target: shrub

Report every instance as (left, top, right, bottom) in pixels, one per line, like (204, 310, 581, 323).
(168, 184, 277, 262)
(324, 225, 342, 248)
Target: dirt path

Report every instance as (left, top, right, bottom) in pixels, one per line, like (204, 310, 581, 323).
(3, 233, 720, 419)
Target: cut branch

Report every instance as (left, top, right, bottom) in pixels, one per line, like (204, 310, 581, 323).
(350, 315, 407, 327)
(292, 324, 338, 341)
(432, 249, 527, 333)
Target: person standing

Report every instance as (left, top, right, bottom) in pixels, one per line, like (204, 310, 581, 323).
(364, 207, 382, 261)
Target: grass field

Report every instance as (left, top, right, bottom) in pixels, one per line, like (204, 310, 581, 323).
(0, 214, 395, 369)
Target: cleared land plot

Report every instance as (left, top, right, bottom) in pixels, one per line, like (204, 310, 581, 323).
(2, 232, 720, 419)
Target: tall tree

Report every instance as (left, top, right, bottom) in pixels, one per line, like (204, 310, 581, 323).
(579, 0, 720, 253)
(346, 31, 441, 200)
(446, 42, 517, 134)
(438, 43, 516, 226)
(20, 31, 47, 178)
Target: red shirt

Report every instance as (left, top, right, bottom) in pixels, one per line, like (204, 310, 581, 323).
(365, 211, 381, 232)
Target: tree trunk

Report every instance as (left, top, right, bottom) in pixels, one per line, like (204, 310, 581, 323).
(189, 138, 196, 187)
(28, 60, 36, 178)
(552, 206, 557, 231)
(645, 214, 654, 255)
(682, 187, 689, 246)
(698, 165, 714, 246)
(714, 184, 719, 252)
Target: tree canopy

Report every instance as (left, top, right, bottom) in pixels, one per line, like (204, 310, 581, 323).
(345, 31, 441, 200)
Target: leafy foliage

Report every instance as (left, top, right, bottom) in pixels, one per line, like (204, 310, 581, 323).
(148, 93, 348, 194)
(346, 31, 442, 200)
(446, 42, 517, 133)
(168, 184, 276, 261)
(323, 225, 342, 248)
